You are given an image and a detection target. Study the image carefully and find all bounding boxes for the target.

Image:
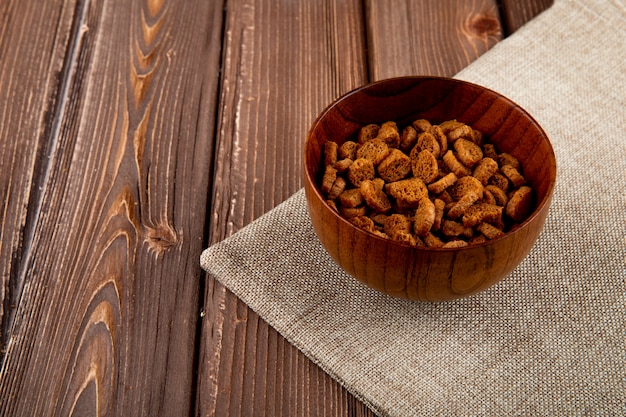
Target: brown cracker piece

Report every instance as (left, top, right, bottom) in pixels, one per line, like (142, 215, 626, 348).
(476, 222, 504, 239)
(498, 152, 521, 170)
(328, 176, 346, 200)
(321, 165, 338, 194)
(392, 231, 420, 246)
(334, 158, 353, 173)
(360, 179, 392, 213)
(447, 124, 473, 143)
(377, 121, 400, 147)
(340, 205, 366, 219)
(482, 143, 498, 160)
(432, 198, 446, 231)
(427, 172, 458, 194)
(378, 148, 412, 182)
(429, 125, 448, 156)
(413, 197, 436, 237)
(506, 186, 534, 222)
(443, 150, 470, 177)
(448, 175, 484, 200)
(371, 229, 390, 239)
(324, 141, 338, 166)
(462, 202, 504, 228)
(447, 191, 480, 220)
(356, 137, 390, 165)
(411, 150, 439, 184)
(423, 232, 444, 248)
(469, 235, 487, 245)
(347, 158, 375, 187)
(473, 157, 498, 185)
(384, 214, 412, 237)
(350, 215, 375, 232)
(412, 118, 432, 133)
(489, 172, 510, 192)
(414, 131, 441, 158)
(386, 177, 428, 209)
(485, 185, 508, 206)
(482, 189, 497, 206)
(444, 201, 457, 213)
(500, 164, 526, 188)
(437, 189, 454, 204)
(437, 158, 450, 177)
(470, 129, 484, 146)
(454, 138, 484, 168)
(338, 188, 364, 208)
(358, 124, 379, 144)
(338, 140, 358, 160)
(438, 119, 464, 134)
(371, 177, 385, 190)
(443, 240, 469, 248)
(369, 213, 388, 226)
(400, 125, 418, 152)
(441, 219, 468, 237)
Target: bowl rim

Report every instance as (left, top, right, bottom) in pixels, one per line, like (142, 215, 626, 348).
(304, 76, 557, 252)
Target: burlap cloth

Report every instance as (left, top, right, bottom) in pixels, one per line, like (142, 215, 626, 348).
(201, 0, 625, 415)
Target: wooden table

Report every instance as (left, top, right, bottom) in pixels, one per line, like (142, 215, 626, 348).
(0, 0, 552, 415)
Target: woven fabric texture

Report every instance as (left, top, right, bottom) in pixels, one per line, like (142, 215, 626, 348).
(201, 0, 626, 415)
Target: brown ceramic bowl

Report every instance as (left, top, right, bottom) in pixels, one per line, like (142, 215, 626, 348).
(303, 76, 556, 301)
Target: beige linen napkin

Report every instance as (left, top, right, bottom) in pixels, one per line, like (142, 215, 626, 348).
(201, 0, 626, 415)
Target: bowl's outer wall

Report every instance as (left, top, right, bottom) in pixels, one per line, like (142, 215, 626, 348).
(304, 77, 556, 301)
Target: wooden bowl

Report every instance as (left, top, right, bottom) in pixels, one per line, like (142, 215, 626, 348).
(303, 76, 556, 301)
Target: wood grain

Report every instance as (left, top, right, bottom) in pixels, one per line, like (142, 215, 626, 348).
(198, 0, 371, 415)
(0, 0, 223, 415)
(0, 0, 78, 351)
(207, 0, 368, 243)
(365, 0, 503, 80)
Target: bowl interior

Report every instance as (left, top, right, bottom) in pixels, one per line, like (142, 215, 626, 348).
(305, 77, 556, 225)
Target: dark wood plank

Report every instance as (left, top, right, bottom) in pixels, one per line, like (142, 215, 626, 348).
(0, 0, 78, 351)
(499, 0, 554, 34)
(197, 0, 372, 416)
(365, 0, 504, 80)
(0, 0, 223, 415)
(207, 0, 369, 242)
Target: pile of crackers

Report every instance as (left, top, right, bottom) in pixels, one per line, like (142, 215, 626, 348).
(319, 119, 534, 248)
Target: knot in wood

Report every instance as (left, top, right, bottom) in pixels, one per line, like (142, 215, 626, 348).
(145, 223, 179, 255)
(469, 14, 501, 37)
